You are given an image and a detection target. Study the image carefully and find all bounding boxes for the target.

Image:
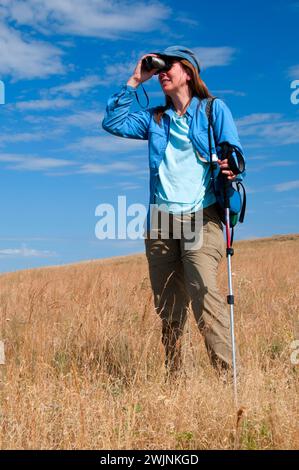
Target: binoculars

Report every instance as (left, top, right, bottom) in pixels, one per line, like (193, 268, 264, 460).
(141, 55, 176, 75)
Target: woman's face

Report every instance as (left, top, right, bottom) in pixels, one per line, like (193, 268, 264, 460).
(158, 61, 191, 95)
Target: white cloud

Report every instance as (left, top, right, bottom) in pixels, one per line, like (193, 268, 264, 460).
(0, 132, 47, 144)
(3, 0, 171, 39)
(248, 155, 268, 161)
(213, 89, 246, 97)
(0, 245, 57, 258)
(0, 151, 140, 175)
(24, 110, 104, 129)
(248, 160, 298, 174)
(53, 110, 104, 128)
(79, 161, 138, 174)
(48, 75, 107, 97)
(280, 203, 299, 209)
(287, 64, 299, 80)
(274, 180, 299, 192)
(253, 121, 299, 145)
(0, 153, 74, 171)
(236, 113, 283, 128)
(69, 134, 147, 154)
(0, 21, 65, 80)
(236, 113, 299, 146)
(193, 47, 237, 69)
(0, 127, 67, 145)
(15, 98, 73, 111)
(270, 161, 297, 167)
(104, 60, 138, 84)
(174, 15, 199, 27)
(11, 157, 73, 171)
(118, 181, 142, 190)
(0, 0, 171, 81)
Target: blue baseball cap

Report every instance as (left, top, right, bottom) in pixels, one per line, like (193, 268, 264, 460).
(152, 45, 201, 74)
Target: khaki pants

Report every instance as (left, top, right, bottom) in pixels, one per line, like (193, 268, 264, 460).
(144, 203, 233, 373)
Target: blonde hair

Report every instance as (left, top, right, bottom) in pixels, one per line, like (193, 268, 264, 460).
(154, 59, 213, 125)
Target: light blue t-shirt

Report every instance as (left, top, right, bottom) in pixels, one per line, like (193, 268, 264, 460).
(155, 112, 216, 213)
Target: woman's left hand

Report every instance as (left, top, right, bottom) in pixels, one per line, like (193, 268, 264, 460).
(217, 159, 237, 181)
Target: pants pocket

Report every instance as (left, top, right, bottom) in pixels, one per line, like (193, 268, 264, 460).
(203, 219, 225, 260)
(203, 203, 223, 230)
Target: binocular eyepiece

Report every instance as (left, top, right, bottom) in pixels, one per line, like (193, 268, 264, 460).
(141, 55, 175, 75)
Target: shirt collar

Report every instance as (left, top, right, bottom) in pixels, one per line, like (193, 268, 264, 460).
(164, 95, 201, 119)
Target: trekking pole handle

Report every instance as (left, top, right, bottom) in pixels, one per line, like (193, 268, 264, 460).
(220, 142, 232, 210)
(223, 174, 230, 210)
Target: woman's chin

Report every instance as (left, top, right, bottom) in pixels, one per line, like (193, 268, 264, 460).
(161, 86, 172, 96)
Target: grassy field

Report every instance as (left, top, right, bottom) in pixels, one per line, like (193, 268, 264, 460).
(0, 234, 298, 449)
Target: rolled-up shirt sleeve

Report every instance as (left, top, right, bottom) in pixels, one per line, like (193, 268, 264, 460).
(101, 84, 153, 140)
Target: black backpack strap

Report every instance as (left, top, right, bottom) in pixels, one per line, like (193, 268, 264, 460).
(206, 97, 216, 124)
(206, 97, 218, 193)
(236, 181, 246, 223)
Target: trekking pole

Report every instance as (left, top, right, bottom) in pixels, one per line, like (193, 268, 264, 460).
(207, 98, 244, 406)
(221, 145, 238, 407)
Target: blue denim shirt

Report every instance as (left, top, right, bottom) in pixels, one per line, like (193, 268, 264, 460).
(102, 84, 245, 229)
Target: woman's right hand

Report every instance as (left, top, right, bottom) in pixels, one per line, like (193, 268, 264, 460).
(127, 54, 159, 88)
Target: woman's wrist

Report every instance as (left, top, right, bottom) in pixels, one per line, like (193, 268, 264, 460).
(127, 77, 141, 88)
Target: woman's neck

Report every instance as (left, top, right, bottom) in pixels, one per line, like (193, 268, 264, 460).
(170, 89, 193, 116)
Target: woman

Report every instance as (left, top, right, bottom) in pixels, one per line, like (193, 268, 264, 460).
(102, 46, 245, 377)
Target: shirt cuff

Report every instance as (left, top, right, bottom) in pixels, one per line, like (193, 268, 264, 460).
(123, 83, 138, 93)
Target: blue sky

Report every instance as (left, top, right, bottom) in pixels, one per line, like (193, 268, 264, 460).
(0, 0, 298, 273)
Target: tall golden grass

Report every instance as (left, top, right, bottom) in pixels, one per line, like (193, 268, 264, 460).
(0, 234, 298, 449)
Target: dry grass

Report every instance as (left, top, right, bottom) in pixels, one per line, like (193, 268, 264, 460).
(0, 234, 298, 449)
